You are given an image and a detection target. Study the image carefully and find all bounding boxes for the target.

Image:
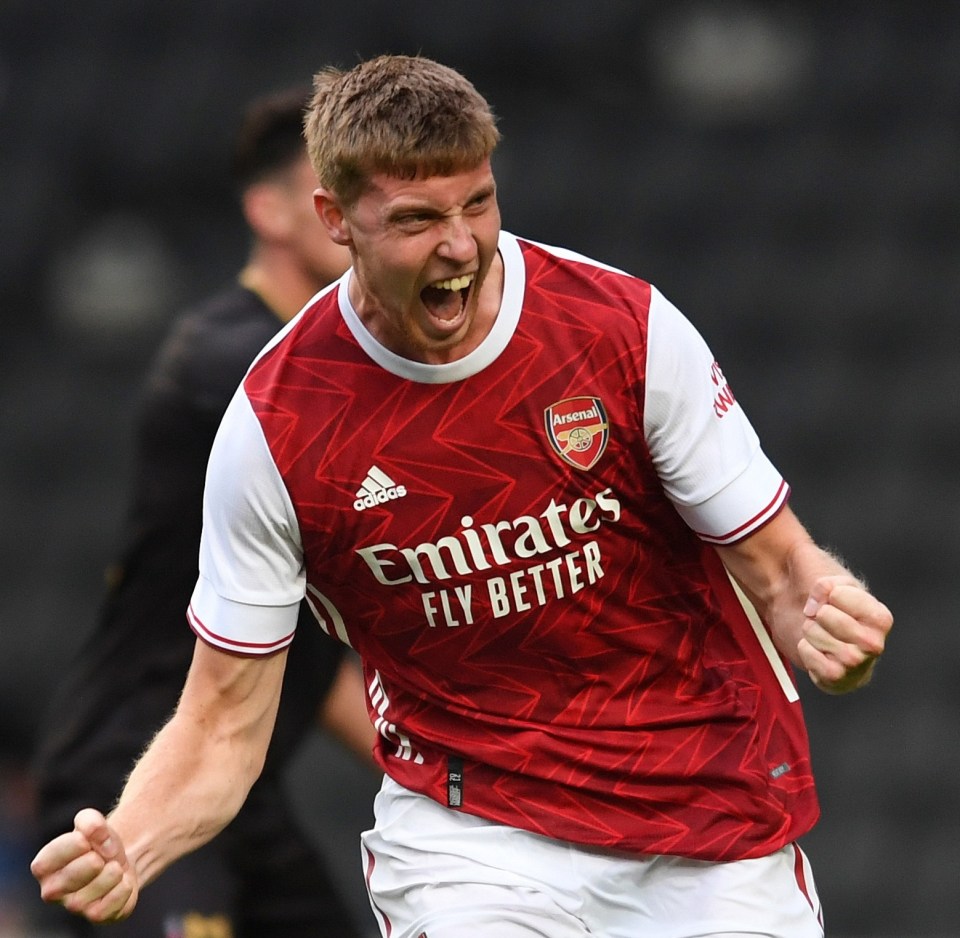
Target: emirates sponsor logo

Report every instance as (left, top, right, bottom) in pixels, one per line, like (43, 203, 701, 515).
(356, 486, 621, 586)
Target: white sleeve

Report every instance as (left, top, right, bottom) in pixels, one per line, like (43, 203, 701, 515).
(187, 387, 304, 654)
(643, 286, 789, 544)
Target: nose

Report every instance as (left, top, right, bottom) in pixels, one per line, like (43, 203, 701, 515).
(436, 214, 476, 263)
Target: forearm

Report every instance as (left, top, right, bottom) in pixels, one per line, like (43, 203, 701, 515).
(719, 516, 831, 661)
(29, 642, 287, 925)
(317, 655, 379, 769)
(108, 710, 263, 888)
(109, 641, 286, 888)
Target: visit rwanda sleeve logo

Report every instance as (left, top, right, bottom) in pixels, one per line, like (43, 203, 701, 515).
(544, 396, 609, 470)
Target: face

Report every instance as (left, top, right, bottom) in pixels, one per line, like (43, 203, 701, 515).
(280, 155, 352, 286)
(316, 160, 502, 364)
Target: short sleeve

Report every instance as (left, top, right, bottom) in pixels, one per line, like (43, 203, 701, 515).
(187, 387, 305, 653)
(643, 287, 789, 544)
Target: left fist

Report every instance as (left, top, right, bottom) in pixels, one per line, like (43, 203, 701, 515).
(798, 575, 893, 694)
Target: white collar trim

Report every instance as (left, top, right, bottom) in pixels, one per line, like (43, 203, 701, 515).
(338, 230, 524, 384)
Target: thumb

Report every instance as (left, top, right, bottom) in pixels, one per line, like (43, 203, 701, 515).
(803, 574, 859, 619)
(73, 809, 126, 865)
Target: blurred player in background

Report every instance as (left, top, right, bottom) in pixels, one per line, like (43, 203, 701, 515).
(31, 85, 374, 938)
(33, 56, 892, 937)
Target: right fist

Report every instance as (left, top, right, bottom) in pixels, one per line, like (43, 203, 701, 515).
(31, 808, 139, 922)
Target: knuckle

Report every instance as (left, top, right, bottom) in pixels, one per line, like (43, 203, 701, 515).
(39, 883, 62, 903)
(823, 658, 847, 681)
(864, 633, 886, 655)
(62, 893, 86, 914)
(837, 645, 866, 668)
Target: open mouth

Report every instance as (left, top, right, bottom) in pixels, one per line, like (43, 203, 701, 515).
(420, 273, 476, 325)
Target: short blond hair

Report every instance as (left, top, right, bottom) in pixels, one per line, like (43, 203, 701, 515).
(304, 55, 500, 205)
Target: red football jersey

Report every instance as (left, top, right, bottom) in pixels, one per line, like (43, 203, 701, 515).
(190, 232, 817, 861)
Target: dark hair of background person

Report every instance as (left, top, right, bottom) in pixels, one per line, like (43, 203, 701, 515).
(232, 85, 312, 190)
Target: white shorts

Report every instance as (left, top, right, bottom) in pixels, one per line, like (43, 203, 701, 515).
(361, 776, 823, 938)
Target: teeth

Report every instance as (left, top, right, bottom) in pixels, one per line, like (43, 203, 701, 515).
(430, 274, 475, 291)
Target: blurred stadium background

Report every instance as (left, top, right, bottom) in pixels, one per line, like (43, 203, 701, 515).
(1, 2, 957, 935)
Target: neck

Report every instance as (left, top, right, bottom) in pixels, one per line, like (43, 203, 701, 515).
(350, 251, 504, 365)
(238, 249, 322, 324)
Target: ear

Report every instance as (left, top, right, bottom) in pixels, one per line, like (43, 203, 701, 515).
(242, 182, 291, 241)
(314, 188, 353, 246)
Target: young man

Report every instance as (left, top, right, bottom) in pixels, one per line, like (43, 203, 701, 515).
(30, 87, 373, 938)
(32, 55, 892, 938)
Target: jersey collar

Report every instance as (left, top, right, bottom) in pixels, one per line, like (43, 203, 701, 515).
(338, 230, 524, 384)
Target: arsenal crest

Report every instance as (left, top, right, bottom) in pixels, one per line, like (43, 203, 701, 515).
(544, 396, 609, 470)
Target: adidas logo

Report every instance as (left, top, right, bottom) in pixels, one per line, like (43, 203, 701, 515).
(353, 465, 408, 512)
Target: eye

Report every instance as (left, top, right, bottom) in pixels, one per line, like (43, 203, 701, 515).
(466, 193, 491, 212)
(394, 212, 434, 232)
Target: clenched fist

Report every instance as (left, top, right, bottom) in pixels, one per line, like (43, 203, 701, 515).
(31, 808, 139, 923)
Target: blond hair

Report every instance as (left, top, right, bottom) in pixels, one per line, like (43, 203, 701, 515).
(304, 55, 500, 205)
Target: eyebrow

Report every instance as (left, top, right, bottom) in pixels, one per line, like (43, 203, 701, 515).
(385, 181, 497, 223)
